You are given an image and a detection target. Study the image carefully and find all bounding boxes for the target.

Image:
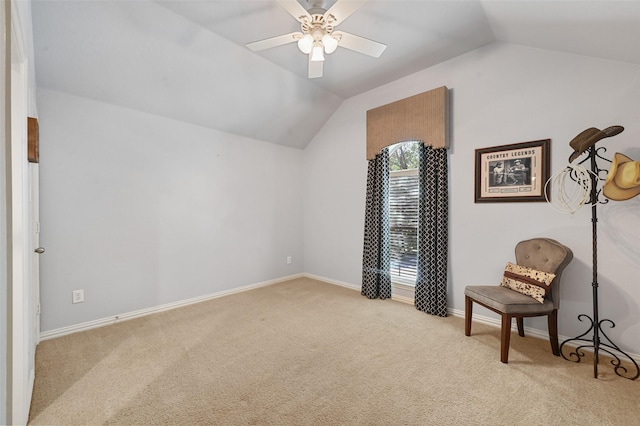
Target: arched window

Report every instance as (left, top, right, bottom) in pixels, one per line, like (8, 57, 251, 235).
(362, 86, 449, 316)
(389, 141, 420, 284)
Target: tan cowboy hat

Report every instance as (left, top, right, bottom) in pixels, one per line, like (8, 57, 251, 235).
(568, 125, 624, 163)
(603, 153, 640, 201)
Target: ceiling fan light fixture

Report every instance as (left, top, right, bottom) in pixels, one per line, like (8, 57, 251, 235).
(322, 33, 338, 54)
(245, 0, 386, 79)
(297, 34, 314, 54)
(310, 41, 325, 62)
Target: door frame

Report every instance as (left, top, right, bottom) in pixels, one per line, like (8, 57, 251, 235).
(1, 1, 9, 423)
(6, 1, 38, 423)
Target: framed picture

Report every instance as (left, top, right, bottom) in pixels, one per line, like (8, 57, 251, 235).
(475, 139, 550, 203)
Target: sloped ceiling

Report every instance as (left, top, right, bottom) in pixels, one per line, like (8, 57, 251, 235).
(31, 1, 640, 149)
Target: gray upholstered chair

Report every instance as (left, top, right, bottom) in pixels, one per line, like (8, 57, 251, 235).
(464, 238, 573, 363)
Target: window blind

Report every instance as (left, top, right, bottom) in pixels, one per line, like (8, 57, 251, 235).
(389, 169, 419, 282)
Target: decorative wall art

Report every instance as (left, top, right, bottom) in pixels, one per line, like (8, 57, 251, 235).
(474, 139, 550, 203)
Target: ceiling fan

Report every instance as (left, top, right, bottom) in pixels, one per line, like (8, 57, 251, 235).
(246, 0, 386, 78)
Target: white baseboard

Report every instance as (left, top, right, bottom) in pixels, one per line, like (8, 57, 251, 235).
(39, 273, 304, 341)
(303, 273, 360, 291)
(303, 273, 414, 305)
(39, 272, 640, 365)
(448, 308, 640, 364)
(305, 273, 640, 364)
(391, 293, 414, 305)
(448, 307, 552, 340)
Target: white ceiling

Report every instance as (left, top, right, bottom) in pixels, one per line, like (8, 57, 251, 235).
(31, 1, 640, 149)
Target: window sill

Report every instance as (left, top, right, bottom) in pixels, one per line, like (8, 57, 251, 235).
(391, 280, 415, 304)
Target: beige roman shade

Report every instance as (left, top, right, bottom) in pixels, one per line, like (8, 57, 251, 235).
(366, 86, 449, 160)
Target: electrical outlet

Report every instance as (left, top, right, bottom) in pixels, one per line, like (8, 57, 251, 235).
(287, 256, 292, 265)
(72, 289, 84, 304)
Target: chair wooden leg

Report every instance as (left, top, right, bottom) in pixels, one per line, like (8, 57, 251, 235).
(516, 317, 525, 337)
(465, 296, 473, 336)
(548, 310, 560, 356)
(501, 314, 512, 363)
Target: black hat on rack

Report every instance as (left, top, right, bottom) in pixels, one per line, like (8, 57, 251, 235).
(568, 125, 624, 163)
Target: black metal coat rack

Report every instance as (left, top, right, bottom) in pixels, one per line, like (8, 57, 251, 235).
(559, 144, 639, 380)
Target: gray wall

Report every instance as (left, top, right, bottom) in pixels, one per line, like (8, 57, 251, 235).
(37, 42, 640, 358)
(38, 89, 304, 332)
(303, 43, 640, 355)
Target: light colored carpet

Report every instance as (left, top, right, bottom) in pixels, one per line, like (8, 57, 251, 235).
(29, 277, 639, 425)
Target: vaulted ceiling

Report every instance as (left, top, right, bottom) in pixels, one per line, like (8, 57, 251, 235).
(31, 1, 640, 149)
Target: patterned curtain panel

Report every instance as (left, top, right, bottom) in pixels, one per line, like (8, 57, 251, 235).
(362, 149, 391, 299)
(415, 144, 448, 316)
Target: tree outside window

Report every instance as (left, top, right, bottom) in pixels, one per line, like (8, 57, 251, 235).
(389, 141, 419, 284)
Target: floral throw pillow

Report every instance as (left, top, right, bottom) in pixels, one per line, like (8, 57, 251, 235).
(500, 262, 556, 303)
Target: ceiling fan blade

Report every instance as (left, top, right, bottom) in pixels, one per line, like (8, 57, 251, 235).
(246, 32, 302, 52)
(277, 0, 312, 23)
(325, 0, 366, 25)
(334, 31, 386, 57)
(308, 56, 323, 79)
